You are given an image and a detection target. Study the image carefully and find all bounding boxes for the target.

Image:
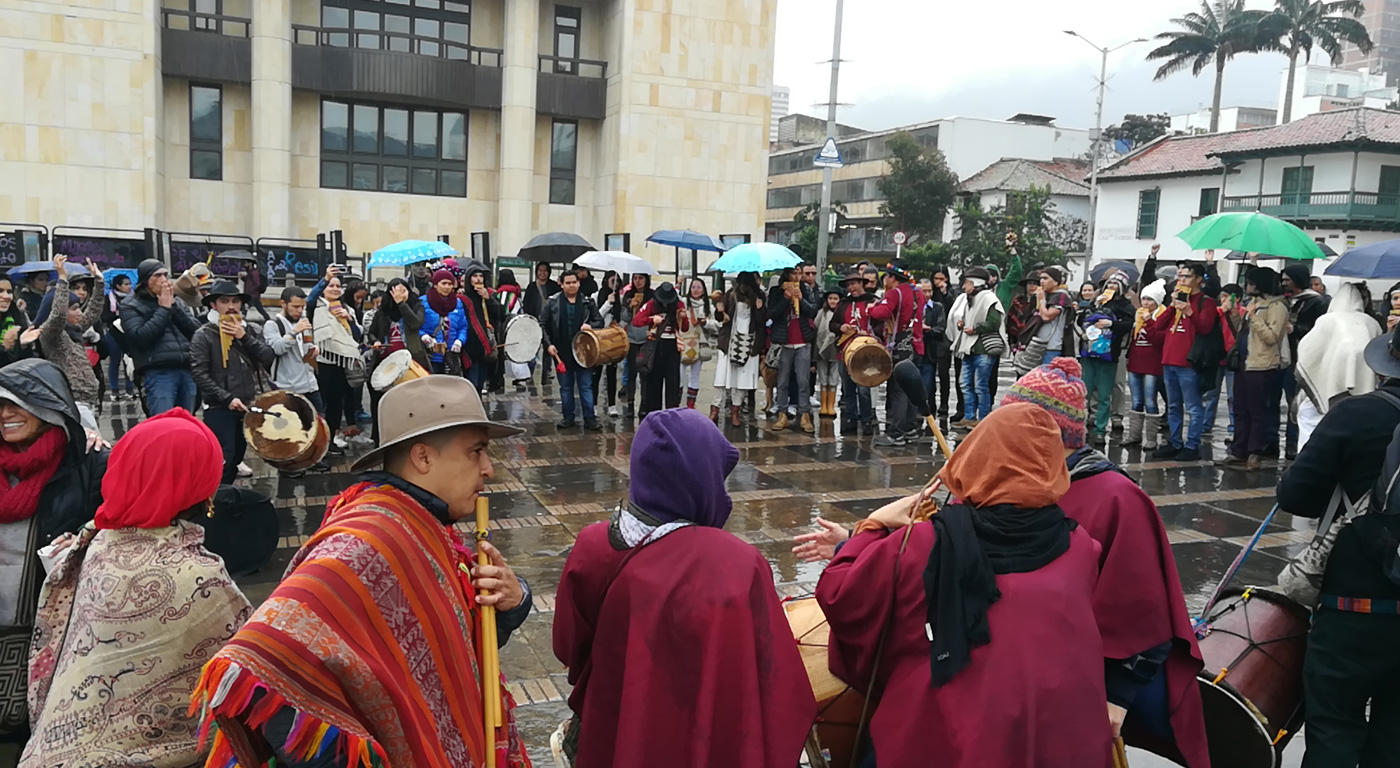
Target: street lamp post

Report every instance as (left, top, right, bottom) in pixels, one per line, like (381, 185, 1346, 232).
(1064, 31, 1146, 272)
(815, 0, 844, 277)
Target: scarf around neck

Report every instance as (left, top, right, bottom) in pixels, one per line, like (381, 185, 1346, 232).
(923, 502, 1076, 687)
(427, 287, 459, 317)
(0, 426, 67, 523)
(313, 297, 360, 364)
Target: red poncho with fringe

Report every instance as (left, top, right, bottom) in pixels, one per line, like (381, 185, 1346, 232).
(190, 482, 530, 768)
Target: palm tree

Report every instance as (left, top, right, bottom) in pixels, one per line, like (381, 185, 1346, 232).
(1147, 0, 1268, 133)
(1259, 0, 1374, 123)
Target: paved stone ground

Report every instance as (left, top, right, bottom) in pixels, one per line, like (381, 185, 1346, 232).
(94, 363, 1306, 766)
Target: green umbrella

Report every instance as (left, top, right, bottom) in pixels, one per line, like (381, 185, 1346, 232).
(1176, 212, 1327, 260)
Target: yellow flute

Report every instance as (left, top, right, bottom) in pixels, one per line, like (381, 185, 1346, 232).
(474, 496, 500, 768)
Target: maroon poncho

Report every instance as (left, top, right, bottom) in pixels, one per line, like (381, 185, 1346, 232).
(1061, 469, 1211, 768)
(817, 523, 1112, 768)
(553, 522, 816, 768)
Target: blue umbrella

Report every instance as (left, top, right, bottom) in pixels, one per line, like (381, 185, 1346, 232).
(7, 261, 90, 280)
(368, 240, 458, 269)
(705, 242, 802, 274)
(1324, 239, 1400, 279)
(645, 230, 727, 252)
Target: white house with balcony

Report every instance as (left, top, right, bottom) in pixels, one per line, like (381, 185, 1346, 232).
(1093, 108, 1400, 278)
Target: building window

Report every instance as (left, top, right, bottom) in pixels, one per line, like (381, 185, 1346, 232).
(1282, 166, 1315, 205)
(549, 120, 578, 205)
(1198, 187, 1220, 217)
(320, 0, 471, 58)
(554, 6, 580, 73)
(190, 84, 223, 180)
(1136, 189, 1160, 239)
(320, 98, 467, 197)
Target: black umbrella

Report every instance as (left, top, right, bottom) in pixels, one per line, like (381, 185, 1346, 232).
(517, 232, 595, 263)
(1226, 245, 1336, 260)
(1089, 260, 1140, 285)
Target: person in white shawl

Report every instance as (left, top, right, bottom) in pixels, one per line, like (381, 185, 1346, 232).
(946, 267, 1006, 426)
(1296, 282, 1382, 449)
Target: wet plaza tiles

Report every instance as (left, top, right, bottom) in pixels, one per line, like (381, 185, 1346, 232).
(93, 381, 1299, 759)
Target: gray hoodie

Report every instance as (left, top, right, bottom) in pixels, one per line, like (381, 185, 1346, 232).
(263, 311, 319, 395)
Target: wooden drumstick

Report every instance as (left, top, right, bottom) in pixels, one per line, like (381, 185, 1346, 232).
(475, 496, 499, 768)
(925, 415, 953, 460)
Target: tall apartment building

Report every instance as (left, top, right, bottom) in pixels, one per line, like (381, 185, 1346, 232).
(1, 0, 777, 269)
(770, 84, 790, 144)
(1343, 0, 1400, 85)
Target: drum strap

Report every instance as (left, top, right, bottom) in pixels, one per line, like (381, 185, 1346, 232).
(1319, 595, 1400, 614)
(848, 517, 917, 768)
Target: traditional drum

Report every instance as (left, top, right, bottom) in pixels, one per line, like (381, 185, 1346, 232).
(200, 485, 279, 577)
(370, 348, 430, 391)
(572, 325, 628, 368)
(242, 390, 330, 472)
(785, 598, 865, 768)
(1194, 587, 1309, 768)
(844, 335, 893, 388)
(503, 314, 544, 364)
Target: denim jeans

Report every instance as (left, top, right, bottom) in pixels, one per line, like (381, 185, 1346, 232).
(774, 345, 812, 415)
(961, 354, 994, 420)
(1162, 364, 1204, 450)
(839, 362, 874, 424)
(559, 365, 595, 423)
(143, 368, 197, 415)
(104, 334, 133, 393)
(1042, 350, 1061, 366)
(465, 360, 487, 391)
(1203, 369, 1236, 432)
(1128, 372, 1159, 415)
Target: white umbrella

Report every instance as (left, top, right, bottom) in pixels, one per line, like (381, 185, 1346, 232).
(574, 250, 659, 275)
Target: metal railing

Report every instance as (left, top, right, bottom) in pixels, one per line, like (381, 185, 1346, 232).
(538, 54, 607, 78)
(1223, 191, 1400, 221)
(161, 7, 250, 37)
(291, 24, 503, 67)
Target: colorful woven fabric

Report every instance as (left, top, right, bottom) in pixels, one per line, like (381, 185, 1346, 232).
(190, 483, 530, 768)
(1321, 594, 1400, 614)
(24, 521, 253, 768)
(1002, 357, 1089, 449)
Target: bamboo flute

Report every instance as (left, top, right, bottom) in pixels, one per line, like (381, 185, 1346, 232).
(475, 496, 499, 768)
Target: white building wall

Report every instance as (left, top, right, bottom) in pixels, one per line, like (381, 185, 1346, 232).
(937, 118, 1090, 179)
(1093, 176, 1219, 263)
(1223, 151, 1400, 198)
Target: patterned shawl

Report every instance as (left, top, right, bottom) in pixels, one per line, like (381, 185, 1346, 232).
(23, 521, 253, 768)
(190, 483, 529, 768)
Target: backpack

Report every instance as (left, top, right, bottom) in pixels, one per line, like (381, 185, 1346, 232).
(1368, 390, 1400, 587)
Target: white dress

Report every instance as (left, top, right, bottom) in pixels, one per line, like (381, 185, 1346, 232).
(714, 301, 760, 391)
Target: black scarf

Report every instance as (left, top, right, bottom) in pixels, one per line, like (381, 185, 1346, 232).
(923, 503, 1077, 687)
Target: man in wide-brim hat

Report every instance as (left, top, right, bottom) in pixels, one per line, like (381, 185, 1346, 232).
(1276, 324, 1400, 767)
(192, 375, 535, 768)
(833, 268, 879, 435)
(188, 279, 276, 483)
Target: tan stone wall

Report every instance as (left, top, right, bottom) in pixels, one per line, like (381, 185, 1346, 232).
(161, 79, 254, 235)
(0, 0, 163, 227)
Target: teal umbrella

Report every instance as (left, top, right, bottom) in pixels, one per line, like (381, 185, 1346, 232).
(1176, 212, 1327, 260)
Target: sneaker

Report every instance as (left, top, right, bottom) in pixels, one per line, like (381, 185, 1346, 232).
(342, 426, 362, 438)
(236, 462, 253, 478)
(326, 443, 346, 457)
(860, 421, 878, 436)
(1175, 448, 1202, 462)
(584, 419, 602, 431)
(556, 419, 577, 429)
(873, 434, 908, 447)
(955, 419, 979, 431)
(333, 436, 349, 449)
(1151, 445, 1179, 460)
(1215, 455, 1248, 467)
(310, 460, 332, 473)
(279, 469, 307, 479)
(608, 405, 620, 418)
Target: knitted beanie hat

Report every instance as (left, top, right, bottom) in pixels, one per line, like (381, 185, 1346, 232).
(1001, 357, 1088, 449)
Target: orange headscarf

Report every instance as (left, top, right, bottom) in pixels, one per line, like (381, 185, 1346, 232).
(938, 402, 1069, 509)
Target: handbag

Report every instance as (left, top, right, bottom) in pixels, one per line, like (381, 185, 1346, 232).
(343, 354, 369, 389)
(1275, 484, 1358, 608)
(636, 334, 660, 376)
(980, 332, 1007, 358)
(1012, 337, 1048, 377)
(729, 331, 754, 367)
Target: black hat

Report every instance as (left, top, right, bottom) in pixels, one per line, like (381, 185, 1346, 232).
(841, 269, 866, 285)
(963, 266, 992, 283)
(654, 282, 679, 307)
(201, 280, 250, 308)
(1365, 326, 1400, 380)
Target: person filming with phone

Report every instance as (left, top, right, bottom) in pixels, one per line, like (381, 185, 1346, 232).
(1147, 261, 1219, 462)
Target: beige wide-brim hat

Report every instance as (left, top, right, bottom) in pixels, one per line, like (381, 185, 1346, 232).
(351, 375, 524, 472)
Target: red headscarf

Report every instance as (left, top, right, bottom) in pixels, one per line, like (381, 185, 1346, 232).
(95, 408, 223, 529)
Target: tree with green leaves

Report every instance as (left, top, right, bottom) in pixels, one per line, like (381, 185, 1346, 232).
(951, 186, 1072, 274)
(876, 133, 961, 241)
(1147, 0, 1268, 133)
(1258, 0, 1373, 123)
(1103, 113, 1173, 152)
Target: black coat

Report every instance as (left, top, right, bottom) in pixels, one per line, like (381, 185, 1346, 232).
(1085, 295, 1137, 362)
(922, 299, 950, 362)
(1278, 383, 1400, 599)
(539, 293, 602, 366)
(189, 320, 277, 408)
(119, 288, 201, 373)
(767, 284, 818, 345)
(523, 280, 561, 318)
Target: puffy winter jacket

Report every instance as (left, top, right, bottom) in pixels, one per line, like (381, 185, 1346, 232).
(419, 295, 469, 364)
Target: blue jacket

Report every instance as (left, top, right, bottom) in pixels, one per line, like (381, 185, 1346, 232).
(419, 294, 469, 362)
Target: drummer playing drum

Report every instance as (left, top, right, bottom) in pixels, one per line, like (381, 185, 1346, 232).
(831, 269, 880, 436)
(189, 280, 277, 484)
(540, 269, 604, 431)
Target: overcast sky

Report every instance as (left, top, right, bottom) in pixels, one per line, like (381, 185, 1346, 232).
(773, 0, 1293, 132)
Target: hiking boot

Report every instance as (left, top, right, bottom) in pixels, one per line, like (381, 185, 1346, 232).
(1175, 447, 1202, 462)
(556, 419, 577, 429)
(800, 413, 815, 434)
(773, 413, 790, 431)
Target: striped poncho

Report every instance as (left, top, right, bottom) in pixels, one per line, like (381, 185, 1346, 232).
(190, 483, 530, 768)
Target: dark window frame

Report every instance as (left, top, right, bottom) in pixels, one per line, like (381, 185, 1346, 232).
(1380, 165, 1400, 203)
(189, 83, 223, 181)
(1137, 188, 1160, 239)
(549, 119, 578, 205)
(320, 0, 471, 58)
(1198, 187, 1220, 217)
(1282, 165, 1315, 205)
(319, 97, 468, 198)
(553, 5, 580, 74)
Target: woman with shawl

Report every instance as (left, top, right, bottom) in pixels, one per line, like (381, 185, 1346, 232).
(461, 266, 505, 394)
(0, 359, 107, 745)
(553, 408, 815, 767)
(817, 402, 1111, 768)
(678, 276, 718, 410)
(22, 409, 251, 768)
(307, 266, 365, 451)
(1297, 281, 1385, 449)
(711, 271, 766, 427)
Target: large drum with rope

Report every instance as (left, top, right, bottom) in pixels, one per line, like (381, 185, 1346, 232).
(843, 335, 892, 388)
(503, 314, 544, 364)
(200, 485, 280, 577)
(242, 390, 329, 472)
(784, 597, 865, 768)
(370, 349, 430, 391)
(573, 326, 628, 368)
(1194, 587, 1309, 768)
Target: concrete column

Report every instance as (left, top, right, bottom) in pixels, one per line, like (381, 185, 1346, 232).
(498, 0, 540, 255)
(251, 0, 292, 238)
